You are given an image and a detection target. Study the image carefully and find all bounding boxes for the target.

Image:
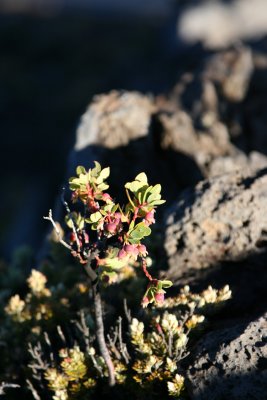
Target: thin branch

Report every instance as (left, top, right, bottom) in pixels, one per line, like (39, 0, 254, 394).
(83, 261, 97, 283)
(141, 258, 153, 281)
(0, 382, 20, 396)
(123, 298, 132, 324)
(107, 334, 121, 360)
(43, 210, 72, 250)
(28, 342, 49, 379)
(125, 188, 135, 209)
(118, 317, 130, 364)
(93, 284, 115, 386)
(43, 332, 54, 364)
(73, 312, 104, 376)
(57, 325, 67, 345)
(73, 310, 91, 353)
(26, 380, 41, 400)
(61, 190, 81, 252)
(168, 331, 173, 358)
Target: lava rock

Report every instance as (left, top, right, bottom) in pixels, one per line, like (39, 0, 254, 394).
(208, 151, 267, 177)
(68, 90, 203, 205)
(186, 312, 267, 400)
(164, 167, 267, 281)
(75, 90, 155, 151)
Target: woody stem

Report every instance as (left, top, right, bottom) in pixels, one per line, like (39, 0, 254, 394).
(93, 283, 115, 386)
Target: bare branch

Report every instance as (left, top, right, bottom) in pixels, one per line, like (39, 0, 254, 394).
(26, 380, 41, 400)
(43, 332, 54, 364)
(72, 311, 103, 376)
(43, 209, 72, 250)
(28, 342, 49, 378)
(83, 261, 97, 283)
(57, 325, 67, 345)
(168, 331, 173, 358)
(73, 310, 91, 352)
(107, 333, 121, 360)
(93, 284, 115, 386)
(123, 298, 132, 324)
(61, 191, 81, 252)
(0, 382, 20, 396)
(117, 317, 130, 364)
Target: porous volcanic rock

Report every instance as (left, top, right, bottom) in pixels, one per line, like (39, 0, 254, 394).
(75, 90, 155, 151)
(68, 90, 203, 204)
(186, 313, 267, 400)
(157, 109, 235, 174)
(164, 168, 267, 281)
(208, 151, 267, 178)
(204, 46, 254, 102)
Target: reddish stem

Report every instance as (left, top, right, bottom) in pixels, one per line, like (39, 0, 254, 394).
(142, 258, 153, 281)
(132, 206, 139, 222)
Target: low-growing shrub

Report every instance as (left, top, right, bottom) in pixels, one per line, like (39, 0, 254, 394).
(1, 163, 231, 399)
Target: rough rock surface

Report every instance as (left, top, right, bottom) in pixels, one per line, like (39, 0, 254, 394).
(75, 91, 155, 151)
(204, 46, 254, 102)
(164, 168, 267, 281)
(179, 0, 267, 49)
(208, 151, 267, 178)
(158, 110, 234, 173)
(68, 90, 203, 205)
(186, 313, 267, 400)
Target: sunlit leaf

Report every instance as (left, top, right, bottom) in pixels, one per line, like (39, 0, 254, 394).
(135, 172, 148, 183)
(76, 166, 87, 175)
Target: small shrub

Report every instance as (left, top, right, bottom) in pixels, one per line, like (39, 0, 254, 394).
(1, 163, 231, 399)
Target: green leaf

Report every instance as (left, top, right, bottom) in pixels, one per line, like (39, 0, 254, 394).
(129, 222, 151, 240)
(152, 184, 161, 194)
(161, 280, 173, 288)
(104, 257, 127, 270)
(102, 204, 113, 213)
(69, 182, 80, 190)
(150, 199, 166, 206)
(129, 220, 135, 231)
(91, 161, 101, 177)
(135, 172, 148, 183)
(125, 181, 146, 193)
(97, 183, 109, 191)
(98, 167, 110, 181)
(65, 212, 84, 230)
(111, 204, 119, 213)
(147, 192, 160, 204)
(69, 177, 81, 189)
(157, 281, 163, 290)
(89, 211, 102, 223)
(76, 165, 87, 175)
(140, 186, 152, 204)
(128, 237, 141, 245)
(146, 185, 162, 203)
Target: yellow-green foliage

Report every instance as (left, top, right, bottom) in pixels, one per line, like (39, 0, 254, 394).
(5, 269, 231, 399)
(5, 269, 52, 323)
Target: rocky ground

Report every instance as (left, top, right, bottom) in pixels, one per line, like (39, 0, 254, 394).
(61, 42, 267, 398)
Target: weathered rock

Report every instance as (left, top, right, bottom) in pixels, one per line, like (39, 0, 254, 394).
(75, 90, 155, 151)
(179, 0, 267, 49)
(205, 46, 254, 102)
(156, 107, 242, 179)
(68, 90, 203, 205)
(186, 313, 267, 400)
(208, 151, 267, 177)
(164, 168, 267, 281)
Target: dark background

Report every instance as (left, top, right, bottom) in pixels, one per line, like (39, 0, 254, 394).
(0, 0, 187, 258)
